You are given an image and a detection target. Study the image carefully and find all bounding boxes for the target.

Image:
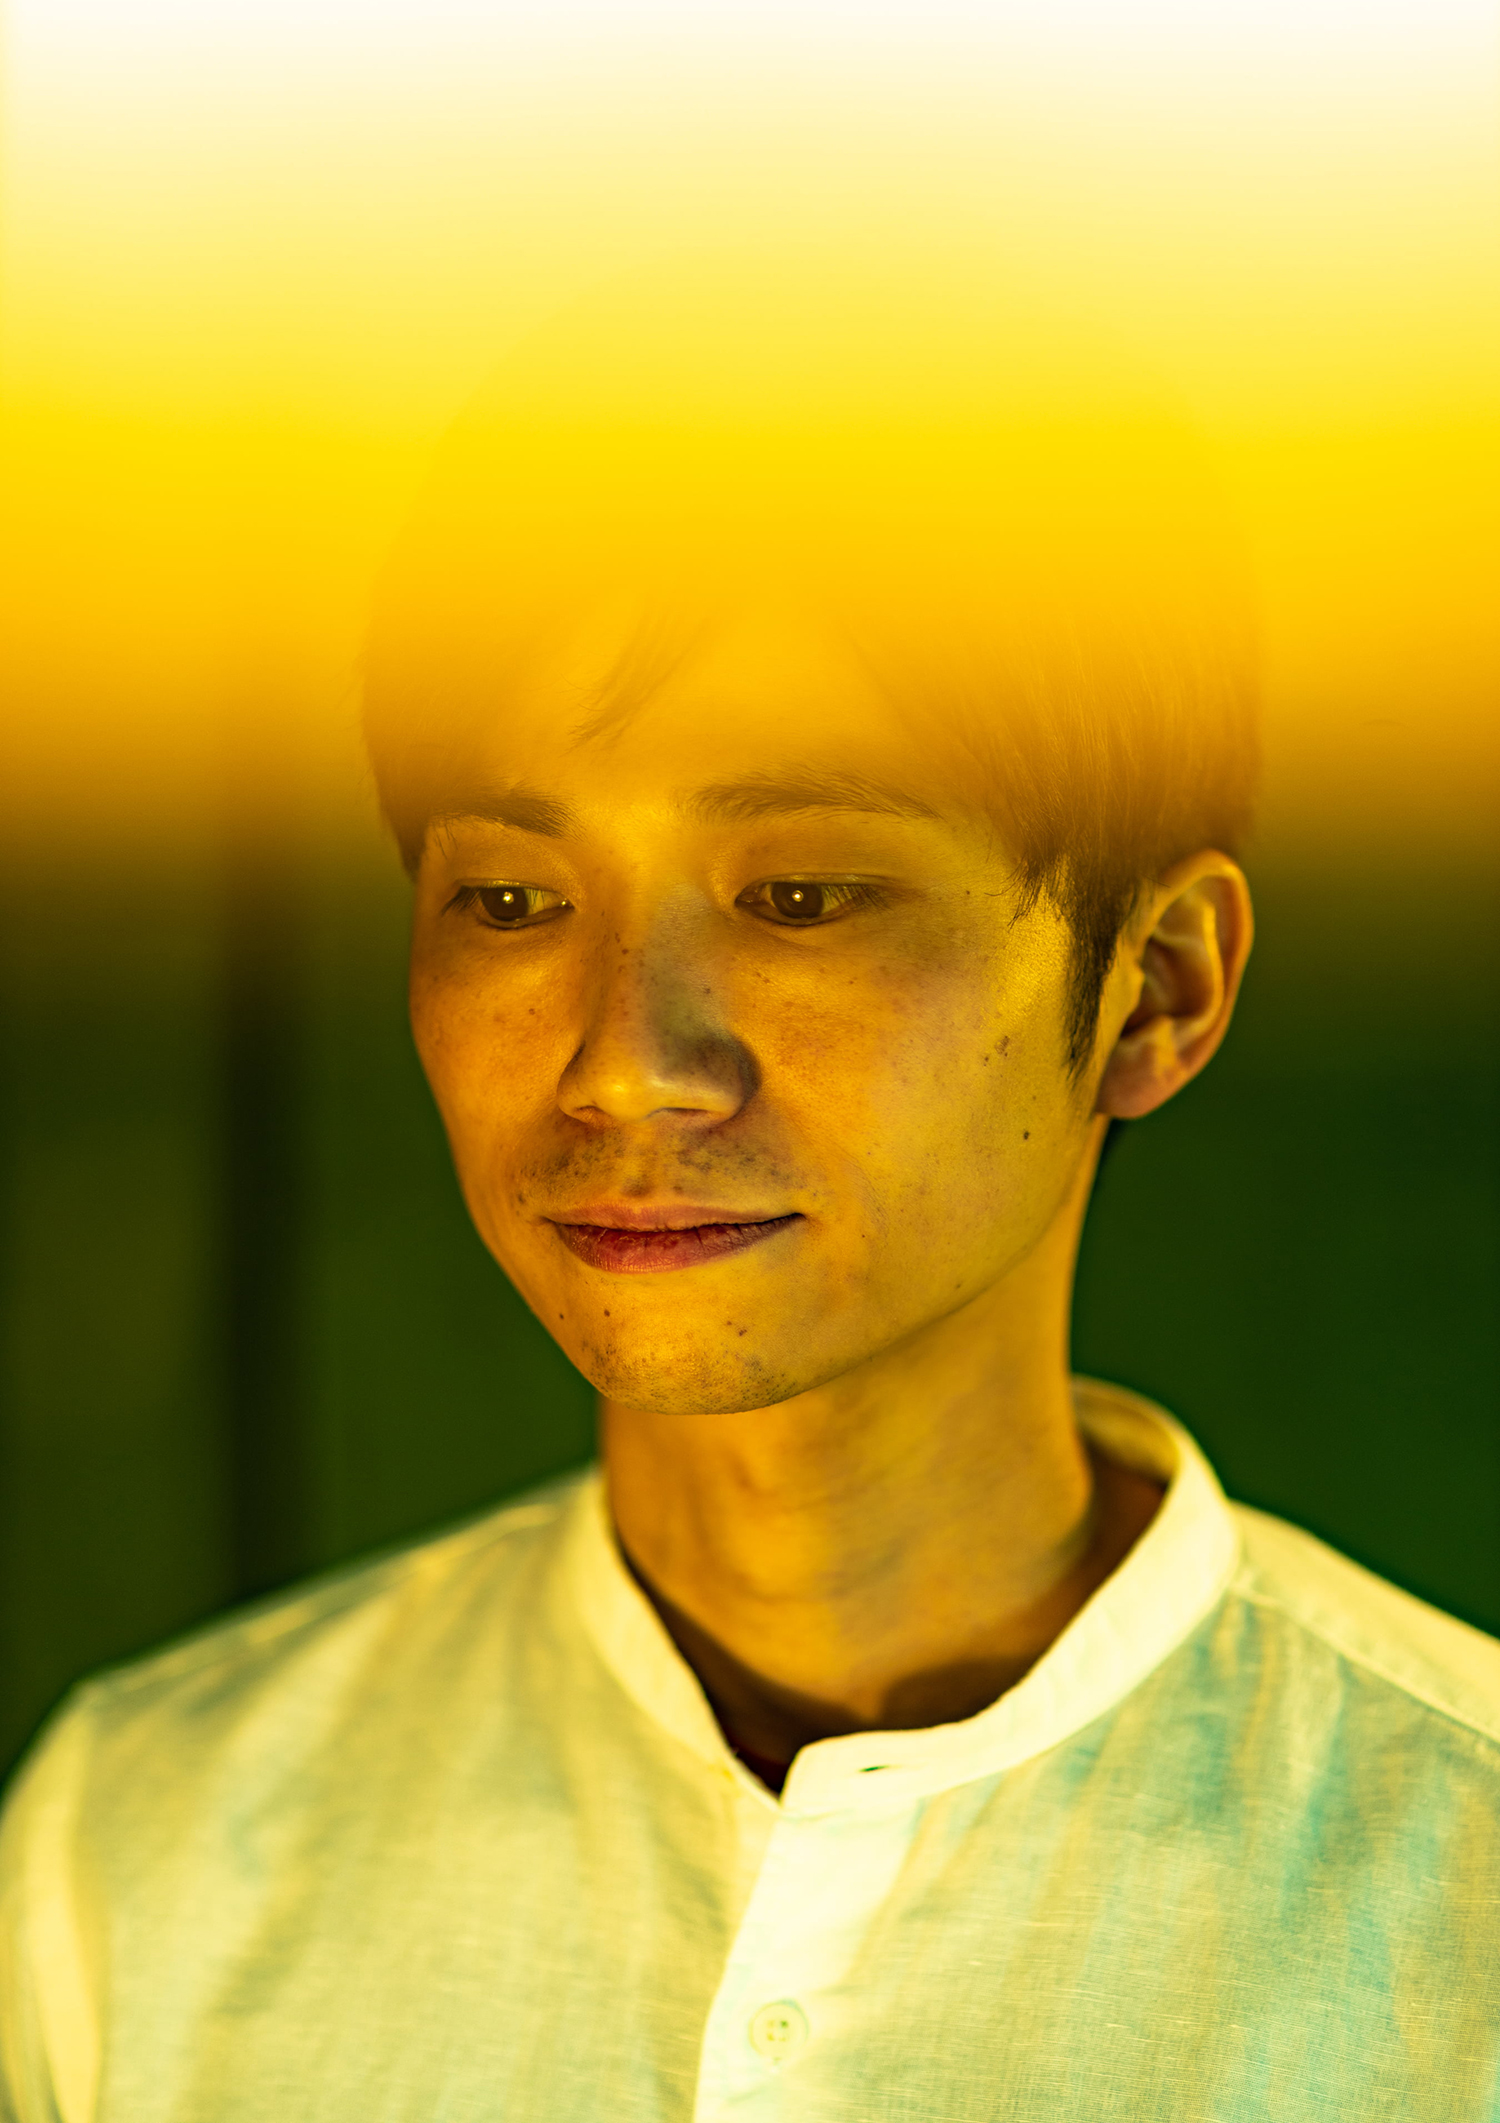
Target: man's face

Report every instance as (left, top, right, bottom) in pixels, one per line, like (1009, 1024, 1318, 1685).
(409, 610, 1101, 1415)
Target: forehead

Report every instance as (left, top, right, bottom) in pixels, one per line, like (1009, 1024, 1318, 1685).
(459, 602, 964, 820)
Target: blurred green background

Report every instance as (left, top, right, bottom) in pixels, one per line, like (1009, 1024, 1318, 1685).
(1, 809, 1496, 1784)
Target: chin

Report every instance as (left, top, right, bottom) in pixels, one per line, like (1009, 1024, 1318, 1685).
(568, 1326, 815, 1416)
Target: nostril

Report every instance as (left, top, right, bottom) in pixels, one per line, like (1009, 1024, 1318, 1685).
(556, 1018, 758, 1125)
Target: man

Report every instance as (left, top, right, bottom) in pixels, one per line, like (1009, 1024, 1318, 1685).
(3, 259, 1497, 2120)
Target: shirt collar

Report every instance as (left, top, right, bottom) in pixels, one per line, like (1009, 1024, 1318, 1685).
(564, 1379, 1240, 1817)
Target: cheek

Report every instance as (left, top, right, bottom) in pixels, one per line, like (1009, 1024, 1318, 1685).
(407, 957, 477, 1120)
(759, 952, 1076, 1222)
(757, 943, 1016, 1124)
(407, 948, 563, 1149)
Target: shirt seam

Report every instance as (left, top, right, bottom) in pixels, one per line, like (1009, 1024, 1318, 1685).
(1234, 1583, 1500, 1752)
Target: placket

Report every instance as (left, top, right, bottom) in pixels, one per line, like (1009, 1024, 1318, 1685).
(691, 1787, 922, 2121)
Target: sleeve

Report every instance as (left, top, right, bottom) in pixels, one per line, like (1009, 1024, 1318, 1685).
(0, 1698, 101, 2123)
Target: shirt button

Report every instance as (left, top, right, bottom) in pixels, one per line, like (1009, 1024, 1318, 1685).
(748, 1999, 810, 2063)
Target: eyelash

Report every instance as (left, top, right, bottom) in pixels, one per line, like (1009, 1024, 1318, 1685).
(445, 879, 884, 931)
(738, 880, 883, 925)
(445, 884, 571, 928)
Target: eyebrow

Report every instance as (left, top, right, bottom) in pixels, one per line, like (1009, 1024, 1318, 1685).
(430, 767, 941, 841)
(683, 770, 941, 826)
(431, 785, 578, 838)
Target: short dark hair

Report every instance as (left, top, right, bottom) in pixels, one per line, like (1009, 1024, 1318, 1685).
(364, 256, 1258, 1073)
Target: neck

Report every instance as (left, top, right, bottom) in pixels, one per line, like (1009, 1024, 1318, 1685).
(602, 1137, 1162, 1770)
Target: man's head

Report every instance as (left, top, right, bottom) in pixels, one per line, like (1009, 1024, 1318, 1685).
(364, 256, 1256, 1414)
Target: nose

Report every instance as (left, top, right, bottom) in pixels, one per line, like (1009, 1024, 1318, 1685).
(556, 896, 756, 1127)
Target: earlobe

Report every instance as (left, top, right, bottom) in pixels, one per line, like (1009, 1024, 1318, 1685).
(1094, 855, 1253, 1122)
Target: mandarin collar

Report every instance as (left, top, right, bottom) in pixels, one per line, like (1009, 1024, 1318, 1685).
(565, 1380, 1241, 1818)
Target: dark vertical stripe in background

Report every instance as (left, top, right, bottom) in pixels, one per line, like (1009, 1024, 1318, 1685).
(221, 828, 310, 1600)
(0, 852, 234, 1773)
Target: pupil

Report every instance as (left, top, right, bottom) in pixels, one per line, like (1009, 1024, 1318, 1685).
(479, 887, 530, 923)
(770, 881, 825, 921)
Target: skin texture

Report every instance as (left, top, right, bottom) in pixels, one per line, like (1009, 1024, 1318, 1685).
(409, 611, 1254, 1767)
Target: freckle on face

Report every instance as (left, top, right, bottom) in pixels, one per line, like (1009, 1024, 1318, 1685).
(407, 627, 1092, 1416)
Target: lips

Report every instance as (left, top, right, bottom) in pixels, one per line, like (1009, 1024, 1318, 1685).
(549, 1210, 803, 1275)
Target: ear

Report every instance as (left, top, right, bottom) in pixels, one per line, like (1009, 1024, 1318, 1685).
(1094, 852, 1254, 1121)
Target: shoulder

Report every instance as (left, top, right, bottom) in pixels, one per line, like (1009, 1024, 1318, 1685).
(1228, 1502, 1500, 1753)
(0, 1476, 597, 2114)
(6, 1468, 595, 1812)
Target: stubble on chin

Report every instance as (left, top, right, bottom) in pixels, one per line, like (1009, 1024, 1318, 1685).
(576, 1306, 812, 1415)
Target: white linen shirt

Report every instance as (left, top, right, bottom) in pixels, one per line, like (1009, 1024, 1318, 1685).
(2, 1379, 1498, 2122)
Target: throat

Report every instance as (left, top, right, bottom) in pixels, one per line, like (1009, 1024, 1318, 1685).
(614, 1441, 1165, 1770)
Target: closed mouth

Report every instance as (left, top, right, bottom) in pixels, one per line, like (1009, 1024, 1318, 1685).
(547, 1213, 803, 1275)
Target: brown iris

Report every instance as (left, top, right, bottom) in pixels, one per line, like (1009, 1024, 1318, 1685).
(477, 886, 533, 923)
(768, 882, 827, 920)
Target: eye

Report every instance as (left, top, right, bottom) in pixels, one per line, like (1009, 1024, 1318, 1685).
(740, 880, 879, 925)
(447, 883, 572, 927)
